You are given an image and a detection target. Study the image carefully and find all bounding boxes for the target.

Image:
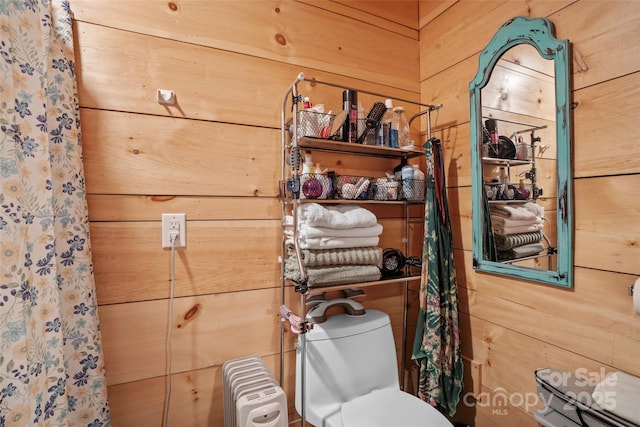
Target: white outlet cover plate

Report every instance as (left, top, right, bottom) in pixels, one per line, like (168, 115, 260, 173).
(162, 213, 186, 248)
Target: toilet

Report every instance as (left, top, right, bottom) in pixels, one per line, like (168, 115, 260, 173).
(295, 308, 453, 427)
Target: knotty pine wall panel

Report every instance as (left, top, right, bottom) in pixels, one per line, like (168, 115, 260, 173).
(81, 109, 280, 197)
(420, 1, 640, 425)
(70, 0, 422, 424)
(332, 0, 419, 30)
(456, 249, 640, 375)
(99, 287, 288, 386)
(86, 195, 279, 222)
(573, 71, 640, 177)
(418, 0, 456, 29)
(71, 0, 640, 425)
(298, 0, 419, 38)
(419, 0, 574, 80)
(419, 55, 476, 128)
(106, 353, 294, 427)
(574, 175, 640, 275)
(72, 0, 419, 92)
(75, 20, 421, 128)
(90, 220, 281, 305)
(75, 21, 296, 127)
(553, 0, 640, 91)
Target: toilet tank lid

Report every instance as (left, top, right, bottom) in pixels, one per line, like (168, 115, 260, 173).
(305, 309, 390, 342)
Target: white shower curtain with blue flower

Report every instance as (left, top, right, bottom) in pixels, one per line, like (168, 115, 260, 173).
(0, 1, 111, 425)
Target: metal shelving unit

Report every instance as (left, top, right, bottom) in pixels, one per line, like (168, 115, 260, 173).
(278, 72, 442, 426)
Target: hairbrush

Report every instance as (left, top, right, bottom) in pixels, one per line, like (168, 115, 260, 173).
(355, 102, 386, 144)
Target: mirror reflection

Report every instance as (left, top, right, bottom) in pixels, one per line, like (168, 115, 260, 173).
(480, 44, 558, 270)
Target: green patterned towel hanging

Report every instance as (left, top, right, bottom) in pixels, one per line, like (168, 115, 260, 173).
(412, 137, 464, 417)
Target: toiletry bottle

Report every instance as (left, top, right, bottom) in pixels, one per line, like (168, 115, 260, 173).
(393, 157, 407, 180)
(401, 163, 414, 199)
(378, 99, 394, 146)
(357, 101, 365, 143)
(516, 179, 531, 200)
(505, 186, 515, 200)
(349, 92, 358, 142)
(303, 97, 312, 109)
(411, 164, 425, 200)
(302, 151, 313, 175)
(485, 119, 499, 157)
(516, 136, 529, 160)
(394, 106, 410, 148)
(499, 166, 509, 184)
(300, 151, 313, 198)
(389, 107, 400, 148)
(348, 91, 359, 142)
(342, 90, 358, 142)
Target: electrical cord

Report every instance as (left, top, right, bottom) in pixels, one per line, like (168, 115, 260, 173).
(163, 230, 178, 427)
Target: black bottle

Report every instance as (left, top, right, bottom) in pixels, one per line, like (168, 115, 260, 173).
(342, 90, 358, 142)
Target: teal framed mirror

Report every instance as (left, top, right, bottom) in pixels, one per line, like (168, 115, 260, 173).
(470, 16, 573, 288)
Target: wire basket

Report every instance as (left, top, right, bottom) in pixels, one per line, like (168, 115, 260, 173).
(484, 182, 532, 201)
(289, 110, 336, 139)
(335, 176, 371, 200)
(402, 179, 426, 201)
(300, 174, 333, 199)
(369, 177, 401, 201)
(515, 142, 534, 161)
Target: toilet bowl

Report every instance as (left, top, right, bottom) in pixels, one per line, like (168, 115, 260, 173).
(295, 309, 453, 427)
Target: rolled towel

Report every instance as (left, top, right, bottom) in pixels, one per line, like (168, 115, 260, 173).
(494, 232, 543, 251)
(490, 202, 544, 221)
(297, 203, 378, 229)
(286, 235, 379, 250)
(286, 246, 382, 267)
(592, 371, 640, 425)
(284, 264, 381, 287)
(497, 242, 545, 260)
(285, 223, 383, 239)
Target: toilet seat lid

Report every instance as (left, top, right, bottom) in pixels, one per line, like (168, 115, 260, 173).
(341, 388, 453, 427)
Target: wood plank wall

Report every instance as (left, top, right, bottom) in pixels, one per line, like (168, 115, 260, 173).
(419, 1, 640, 426)
(70, 1, 421, 426)
(68, 0, 640, 425)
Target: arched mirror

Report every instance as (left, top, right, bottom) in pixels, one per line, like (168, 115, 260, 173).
(470, 17, 573, 288)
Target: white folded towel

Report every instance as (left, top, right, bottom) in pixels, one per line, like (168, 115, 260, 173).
(286, 235, 379, 250)
(297, 203, 378, 229)
(491, 216, 544, 229)
(493, 223, 543, 235)
(490, 202, 544, 221)
(285, 223, 383, 240)
(592, 371, 640, 424)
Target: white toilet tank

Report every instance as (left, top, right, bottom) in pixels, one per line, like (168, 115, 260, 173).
(295, 310, 401, 426)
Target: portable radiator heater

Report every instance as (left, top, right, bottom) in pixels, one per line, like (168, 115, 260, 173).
(222, 355, 288, 427)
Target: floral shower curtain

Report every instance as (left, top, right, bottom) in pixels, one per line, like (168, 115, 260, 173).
(412, 137, 463, 417)
(0, 1, 110, 425)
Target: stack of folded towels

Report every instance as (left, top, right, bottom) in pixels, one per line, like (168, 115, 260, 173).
(285, 203, 382, 287)
(490, 202, 546, 261)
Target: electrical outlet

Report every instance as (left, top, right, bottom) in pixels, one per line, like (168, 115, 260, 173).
(162, 213, 186, 248)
